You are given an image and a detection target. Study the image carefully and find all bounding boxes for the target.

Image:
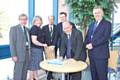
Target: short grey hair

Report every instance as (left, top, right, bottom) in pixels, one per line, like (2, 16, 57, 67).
(93, 5, 104, 16)
(19, 13, 28, 20)
(93, 5, 103, 11)
(32, 16, 43, 25)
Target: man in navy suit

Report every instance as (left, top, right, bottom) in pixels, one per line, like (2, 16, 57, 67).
(85, 6, 111, 80)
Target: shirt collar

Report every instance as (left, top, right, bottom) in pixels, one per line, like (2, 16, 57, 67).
(49, 25, 53, 30)
(20, 25, 24, 31)
(96, 19, 102, 26)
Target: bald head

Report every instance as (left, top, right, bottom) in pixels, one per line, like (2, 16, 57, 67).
(48, 15, 54, 25)
(63, 22, 72, 34)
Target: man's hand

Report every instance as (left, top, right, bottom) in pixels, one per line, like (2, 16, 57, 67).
(68, 58, 76, 63)
(86, 43, 93, 50)
(49, 45, 55, 50)
(12, 56, 18, 62)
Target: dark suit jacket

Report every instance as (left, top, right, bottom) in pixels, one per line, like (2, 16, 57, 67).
(85, 19, 111, 59)
(57, 22, 76, 47)
(42, 24, 59, 46)
(60, 28, 86, 61)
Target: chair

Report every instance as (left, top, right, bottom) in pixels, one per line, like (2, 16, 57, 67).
(108, 50, 119, 80)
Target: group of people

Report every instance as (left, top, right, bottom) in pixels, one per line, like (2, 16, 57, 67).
(9, 5, 111, 80)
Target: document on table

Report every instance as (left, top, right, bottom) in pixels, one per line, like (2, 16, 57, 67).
(47, 59, 63, 65)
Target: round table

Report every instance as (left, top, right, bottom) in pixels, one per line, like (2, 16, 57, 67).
(40, 59, 87, 80)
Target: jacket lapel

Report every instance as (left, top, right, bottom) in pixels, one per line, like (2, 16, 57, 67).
(70, 29, 75, 47)
(46, 25, 50, 37)
(18, 25, 25, 38)
(94, 19, 104, 34)
(51, 25, 55, 39)
(63, 33, 68, 44)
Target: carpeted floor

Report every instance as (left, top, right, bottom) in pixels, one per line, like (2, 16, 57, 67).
(0, 58, 120, 80)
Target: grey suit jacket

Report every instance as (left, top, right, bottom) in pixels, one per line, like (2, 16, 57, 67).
(60, 28, 84, 60)
(9, 24, 30, 62)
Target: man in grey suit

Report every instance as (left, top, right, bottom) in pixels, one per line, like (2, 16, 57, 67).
(59, 22, 86, 80)
(9, 14, 30, 80)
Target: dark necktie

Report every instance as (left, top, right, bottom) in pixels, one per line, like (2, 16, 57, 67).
(91, 21, 98, 39)
(50, 27, 53, 37)
(66, 34, 72, 58)
(23, 26, 28, 42)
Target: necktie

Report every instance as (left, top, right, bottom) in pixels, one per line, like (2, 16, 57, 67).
(23, 26, 28, 42)
(66, 34, 71, 58)
(91, 21, 98, 39)
(50, 27, 53, 36)
(93, 21, 98, 33)
(50, 27, 53, 34)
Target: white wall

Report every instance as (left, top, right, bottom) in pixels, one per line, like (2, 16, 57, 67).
(35, 0, 53, 26)
(114, 3, 120, 23)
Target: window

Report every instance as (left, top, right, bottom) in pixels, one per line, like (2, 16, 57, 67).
(0, 0, 28, 45)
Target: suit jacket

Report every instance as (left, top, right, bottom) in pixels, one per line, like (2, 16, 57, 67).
(9, 24, 31, 62)
(57, 22, 76, 48)
(60, 28, 86, 60)
(42, 24, 59, 46)
(85, 19, 111, 59)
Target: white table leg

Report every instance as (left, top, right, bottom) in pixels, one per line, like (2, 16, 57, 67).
(62, 73, 65, 80)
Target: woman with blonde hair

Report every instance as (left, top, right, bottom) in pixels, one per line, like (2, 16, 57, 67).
(28, 16, 47, 80)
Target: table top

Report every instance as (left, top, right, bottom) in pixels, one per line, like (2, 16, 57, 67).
(40, 59, 87, 73)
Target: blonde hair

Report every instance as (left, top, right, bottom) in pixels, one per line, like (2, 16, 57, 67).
(32, 16, 43, 25)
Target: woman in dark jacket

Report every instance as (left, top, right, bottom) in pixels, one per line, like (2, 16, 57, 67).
(28, 16, 47, 80)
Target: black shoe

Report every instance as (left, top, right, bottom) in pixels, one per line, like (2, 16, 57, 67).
(33, 78, 36, 80)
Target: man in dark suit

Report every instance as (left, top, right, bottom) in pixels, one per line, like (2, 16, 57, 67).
(9, 14, 30, 80)
(42, 15, 59, 80)
(85, 6, 111, 80)
(60, 21, 85, 80)
(57, 12, 76, 56)
(42, 15, 59, 57)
